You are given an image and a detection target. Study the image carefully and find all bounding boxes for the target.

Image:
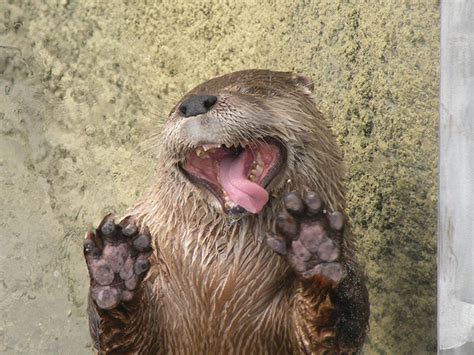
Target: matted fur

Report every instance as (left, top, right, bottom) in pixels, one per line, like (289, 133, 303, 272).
(88, 69, 368, 354)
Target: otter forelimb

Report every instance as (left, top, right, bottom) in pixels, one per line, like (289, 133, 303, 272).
(84, 215, 160, 353)
(267, 191, 369, 353)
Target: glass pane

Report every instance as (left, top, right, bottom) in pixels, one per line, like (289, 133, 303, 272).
(1, 1, 439, 353)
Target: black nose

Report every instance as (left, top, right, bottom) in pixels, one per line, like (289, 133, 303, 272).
(178, 95, 217, 117)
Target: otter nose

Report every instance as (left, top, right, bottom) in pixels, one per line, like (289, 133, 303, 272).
(178, 95, 217, 117)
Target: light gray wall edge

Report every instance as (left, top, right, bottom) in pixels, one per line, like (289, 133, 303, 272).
(439, 0, 474, 353)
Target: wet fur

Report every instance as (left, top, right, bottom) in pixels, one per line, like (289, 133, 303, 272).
(88, 70, 368, 354)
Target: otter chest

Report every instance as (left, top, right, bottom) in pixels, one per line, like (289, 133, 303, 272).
(155, 230, 295, 354)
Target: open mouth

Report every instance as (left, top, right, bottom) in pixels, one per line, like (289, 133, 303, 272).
(179, 138, 287, 214)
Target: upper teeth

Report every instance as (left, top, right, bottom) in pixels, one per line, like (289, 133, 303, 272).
(196, 147, 209, 158)
(202, 144, 220, 152)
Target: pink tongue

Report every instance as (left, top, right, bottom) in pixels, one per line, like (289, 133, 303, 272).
(218, 150, 269, 214)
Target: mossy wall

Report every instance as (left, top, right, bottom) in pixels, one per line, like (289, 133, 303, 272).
(0, 1, 438, 353)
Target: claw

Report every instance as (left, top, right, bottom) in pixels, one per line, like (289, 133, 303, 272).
(83, 234, 100, 257)
(101, 217, 116, 236)
(283, 192, 304, 215)
(120, 216, 139, 237)
(328, 212, 344, 231)
(303, 192, 324, 215)
(122, 223, 138, 237)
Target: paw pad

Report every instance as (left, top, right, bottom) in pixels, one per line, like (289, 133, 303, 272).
(84, 215, 152, 310)
(267, 192, 346, 284)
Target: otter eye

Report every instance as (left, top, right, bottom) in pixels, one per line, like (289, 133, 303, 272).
(238, 87, 252, 94)
(227, 85, 254, 94)
(237, 87, 253, 94)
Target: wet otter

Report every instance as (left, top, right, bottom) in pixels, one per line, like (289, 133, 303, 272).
(84, 69, 369, 354)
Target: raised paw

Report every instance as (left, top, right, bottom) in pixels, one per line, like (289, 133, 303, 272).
(266, 191, 346, 285)
(84, 214, 152, 310)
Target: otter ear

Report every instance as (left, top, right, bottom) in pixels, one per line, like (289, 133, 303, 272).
(292, 73, 314, 93)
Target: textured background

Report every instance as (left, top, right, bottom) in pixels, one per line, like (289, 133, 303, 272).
(0, 1, 438, 353)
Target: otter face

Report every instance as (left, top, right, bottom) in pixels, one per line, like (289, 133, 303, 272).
(160, 69, 315, 215)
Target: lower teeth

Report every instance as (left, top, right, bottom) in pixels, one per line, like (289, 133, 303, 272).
(248, 160, 263, 181)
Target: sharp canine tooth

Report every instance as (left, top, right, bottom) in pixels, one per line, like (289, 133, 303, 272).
(196, 147, 208, 158)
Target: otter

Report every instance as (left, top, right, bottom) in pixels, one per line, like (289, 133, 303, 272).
(83, 69, 369, 354)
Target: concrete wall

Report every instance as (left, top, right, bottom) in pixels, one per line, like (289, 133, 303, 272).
(0, 1, 438, 353)
(439, 1, 474, 353)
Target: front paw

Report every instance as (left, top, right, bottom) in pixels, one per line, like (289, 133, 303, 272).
(266, 192, 346, 286)
(84, 215, 153, 310)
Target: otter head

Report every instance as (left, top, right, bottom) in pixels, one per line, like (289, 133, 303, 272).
(160, 69, 338, 217)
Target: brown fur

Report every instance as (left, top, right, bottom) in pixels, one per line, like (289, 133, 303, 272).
(87, 69, 369, 354)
